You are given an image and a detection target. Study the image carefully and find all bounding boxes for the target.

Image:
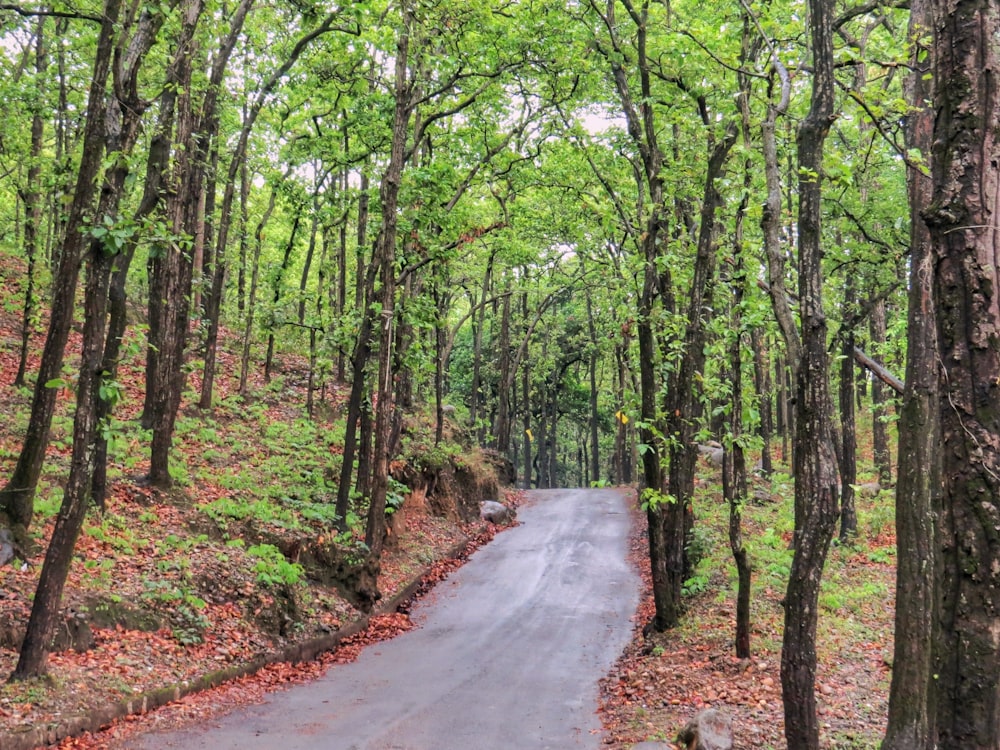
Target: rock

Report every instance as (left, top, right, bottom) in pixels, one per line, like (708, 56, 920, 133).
(632, 743, 671, 749)
(698, 443, 724, 468)
(480, 500, 514, 525)
(855, 481, 882, 498)
(676, 708, 733, 750)
(0, 527, 14, 567)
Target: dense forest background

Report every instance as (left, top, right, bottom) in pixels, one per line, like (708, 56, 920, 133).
(0, 0, 998, 747)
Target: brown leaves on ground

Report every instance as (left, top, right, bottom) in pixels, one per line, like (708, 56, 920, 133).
(599, 483, 895, 749)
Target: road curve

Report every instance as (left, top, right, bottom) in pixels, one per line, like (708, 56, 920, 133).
(133, 488, 641, 749)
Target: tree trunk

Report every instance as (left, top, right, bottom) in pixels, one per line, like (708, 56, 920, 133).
(521, 312, 532, 488)
(297, 184, 323, 326)
(92, 14, 191, 507)
(197, 142, 224, 411)
(239, 184, 279, 396)
(881, 0, 937, 745)
(494, 292, 512, 454)
(780, 0, 840, 745)
(923, 0, 1000, 743)
(364, 8, 412, 561)
(14, 18, 46, 389)
(751, 328, 773, 476)
(146, 0, 208, 487)
(264, 212, 302, 382)
(869, 298, 892, 485)
(335, 260, 377, 526)
(839, 279, 858, 542)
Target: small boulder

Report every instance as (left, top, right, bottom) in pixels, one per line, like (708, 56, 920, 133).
(676, 708, 733, 750)
(0, 528, 14, 567)
(480, 500, 514, 525)
(698, 443, 724, 468)
(856, 481, 882, 498)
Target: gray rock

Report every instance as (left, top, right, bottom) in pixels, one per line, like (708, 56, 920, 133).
(698, 443, 724, 468)
(0, 528, 13, 567)
(676, 708, 733, 750)
(631, 743, 671, 749)
(855, 481, 882, 498)
(480, 500, 514, 525)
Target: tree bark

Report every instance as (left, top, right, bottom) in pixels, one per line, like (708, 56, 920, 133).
(868, 298, 892, 485)
(14, 17, 46, 389)
(922, 0, 1000, 743)
(263, 211, 302, 381)
(780, 0, 840, 746)
(839, 278, 858, 542)
(365, 6, 412, 561)
(881, 2, 937, 747)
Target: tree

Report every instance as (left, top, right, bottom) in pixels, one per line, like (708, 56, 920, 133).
(881, 0, 938, 745)
(921, 0, 1000, 743)
(780, 0, 841, 746)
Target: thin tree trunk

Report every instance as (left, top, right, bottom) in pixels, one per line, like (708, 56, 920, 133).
(839, 278, 858, 542)
(781, 0, 840, 745)
(239, 184, 280, 396)
(364, 9, 412, 561)
(14, 18, 46, 389)
(494, 291, 512, 453)
(264, 212, 302, 382)
(336, 260, 377, 525)
(869, 298, 892, 485)
(881, 1, 936, 745)
(751, 328, 773, 476)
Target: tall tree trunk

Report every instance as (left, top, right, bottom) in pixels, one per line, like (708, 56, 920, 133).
(335, 260, 377, 526)
(521, 309, 532, 488)
(882, 0, 942, 750)
(923, 0, 1000, 743)
(881, 1, 937, 746)
(264, 212, 302, 382)
(297, 183, 323, 326)
(92, 13, 191, 507)
(750, 328, 773, 476)
(839, 278, 858, 542)
(239, 184, 279, 396)
(781, 0, 840, 746)
(14, 18, 46, 389)
(364, 8, 412, 561)
(586, 291, 600, 484)
(659, 126, 735, 629)
(197, 142, 224, 410)
(146, 0, 208, 487)
(494, 291, 512, 454)
(869, 298, 892, 485)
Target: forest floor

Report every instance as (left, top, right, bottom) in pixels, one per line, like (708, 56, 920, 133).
(598, 463, 896, 749)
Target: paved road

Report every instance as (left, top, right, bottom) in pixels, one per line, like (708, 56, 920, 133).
(133, 488, 641, 749)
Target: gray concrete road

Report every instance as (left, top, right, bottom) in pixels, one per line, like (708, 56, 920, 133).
(132, 488, 641, 749)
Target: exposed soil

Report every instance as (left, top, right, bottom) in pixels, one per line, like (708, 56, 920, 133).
(598, 471, 895, 749)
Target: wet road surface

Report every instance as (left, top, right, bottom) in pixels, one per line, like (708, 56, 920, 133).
(132, 488, 641, 749)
